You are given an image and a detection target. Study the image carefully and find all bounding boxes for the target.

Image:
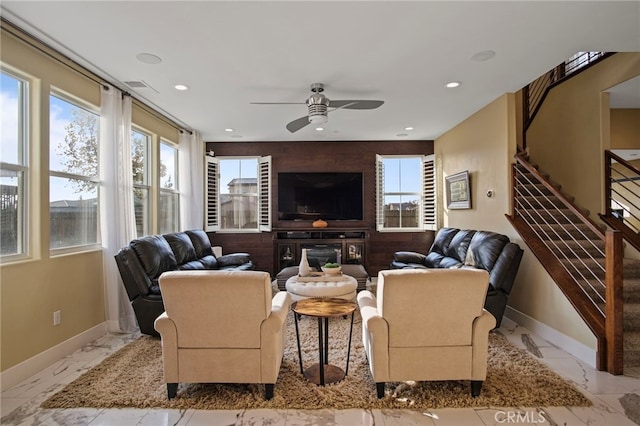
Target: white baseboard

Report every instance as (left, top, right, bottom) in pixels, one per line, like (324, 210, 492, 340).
(1, 323, 107, 391)
(504, 306, 597, 369)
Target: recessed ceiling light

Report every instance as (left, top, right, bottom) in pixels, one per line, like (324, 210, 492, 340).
(446, 81, 461, 88)
(174, 84, 189, 91)
(404, 126, 414, 131)
(315, 127, 324, 131)
(471, 50, 496, 62)
(136, 53, 162, 64)
(224, 128, 234, 132)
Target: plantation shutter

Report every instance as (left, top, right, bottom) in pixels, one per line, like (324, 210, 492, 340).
(375, 154, 385, 231)
(205, 156, 220, 231)
(258, 155, 271, 231)
(422, 154, 436, 230)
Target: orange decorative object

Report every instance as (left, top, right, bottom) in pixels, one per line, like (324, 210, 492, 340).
(312, 219, 328, 228)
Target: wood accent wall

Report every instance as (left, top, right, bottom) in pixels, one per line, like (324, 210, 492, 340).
(205, 140, 435, 277)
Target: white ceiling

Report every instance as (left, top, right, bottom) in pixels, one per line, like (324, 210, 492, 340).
(2, 1, 639, 142)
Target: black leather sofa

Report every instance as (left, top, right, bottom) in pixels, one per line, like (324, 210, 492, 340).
(114, 229, 254, 336)
(390, 227, 523, 327)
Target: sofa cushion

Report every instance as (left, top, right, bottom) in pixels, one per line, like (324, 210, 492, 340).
(164, 232, 197, 264)
(465, 231, 509, 271)
(178, 260, 206, 270)
(198, 255, 219, 269)
(186, 229, 214, 258)
(130, 235, 177, 279)
(440, 258, 463, 268)
(423, 252, 445, 267)
(444, 229, 476, 262)
(428, 227, 459, 255)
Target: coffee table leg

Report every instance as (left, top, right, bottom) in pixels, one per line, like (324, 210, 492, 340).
(318, 317, 325, 386)
(345, 311, 355, 375)
(294, 311, 303, 374)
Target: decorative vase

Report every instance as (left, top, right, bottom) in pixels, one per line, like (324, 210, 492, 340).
(299, 248, 310, 277)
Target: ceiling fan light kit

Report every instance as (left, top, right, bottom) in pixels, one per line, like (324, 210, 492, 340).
(252, 82, 384, 133)
(307, 90, 329, 124)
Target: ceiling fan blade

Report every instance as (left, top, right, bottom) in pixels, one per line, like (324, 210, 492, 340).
(286, 116, 311, 133)
(328, 100, 384, 110)
(251, 102, 306, 105)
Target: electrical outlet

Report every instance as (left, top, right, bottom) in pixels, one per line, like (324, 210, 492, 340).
(53, 310, 61, 326)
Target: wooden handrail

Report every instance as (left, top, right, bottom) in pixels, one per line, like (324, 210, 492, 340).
(607, 150, 640, 175)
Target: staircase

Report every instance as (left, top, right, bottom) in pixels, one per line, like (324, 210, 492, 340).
(507, 153, 639, 373)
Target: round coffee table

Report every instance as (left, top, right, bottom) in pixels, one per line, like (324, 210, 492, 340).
(291, 297, 357, 386)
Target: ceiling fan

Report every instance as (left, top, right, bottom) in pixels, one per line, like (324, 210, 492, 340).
(251, 83, 384, 133)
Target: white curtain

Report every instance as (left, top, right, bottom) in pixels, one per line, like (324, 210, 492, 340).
(179, 130, 204, 230)
(100, 85, 137, 333)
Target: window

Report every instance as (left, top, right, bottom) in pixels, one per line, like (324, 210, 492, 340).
(0, 70, 29, 258)
(159, 140, 179, 233)
(49, 92, 100, 250)
(205, 156, 271, 232)
(132, 128, 150, 237)
(376, 154, 435, 231)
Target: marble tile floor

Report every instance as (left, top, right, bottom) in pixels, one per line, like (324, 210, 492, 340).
(1, 321, 639, 426)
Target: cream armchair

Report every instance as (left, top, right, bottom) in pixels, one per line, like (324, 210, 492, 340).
(154, 270, 291, 400)
(357, 268, 495, 398)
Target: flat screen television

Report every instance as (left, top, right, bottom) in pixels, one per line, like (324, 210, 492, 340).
(278, 172, 363, 221)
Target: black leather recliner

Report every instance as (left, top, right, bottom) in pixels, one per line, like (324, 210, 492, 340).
(114, 229, 254, 336)
(390, 227, 523, 327)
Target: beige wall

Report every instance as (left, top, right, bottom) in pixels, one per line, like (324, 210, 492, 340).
(527, 53, 640, 221)
(436, 93, 596, 350)
(0, 28, 106, 371)
(0, 26, 179, 373)
(436, 94, 514, 230)
(611, 109, 640, 149)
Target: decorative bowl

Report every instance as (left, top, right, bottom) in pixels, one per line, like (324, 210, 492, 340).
(321, 266, 342, 275)
(312, 219, 328, 228)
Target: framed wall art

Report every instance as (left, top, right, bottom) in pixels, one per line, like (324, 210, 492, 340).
(445, 170, 471, 209)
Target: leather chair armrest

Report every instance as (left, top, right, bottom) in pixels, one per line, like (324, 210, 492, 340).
(393, 251, 427, 264)
(488, 243, 523, 295)
(154, 312, 179, 382)
(114, 247, 152, 299)
(217, 253, 252, 267)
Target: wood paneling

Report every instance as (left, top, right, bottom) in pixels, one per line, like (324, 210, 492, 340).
(206, 140, 435, 277)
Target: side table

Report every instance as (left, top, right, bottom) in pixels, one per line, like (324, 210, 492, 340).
(291, 297, 357, 386)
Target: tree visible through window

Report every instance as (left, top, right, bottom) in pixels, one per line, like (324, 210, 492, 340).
(159, 141, 179, 233)
(132, 129, 150, 237)
(49, 93, 100, 249)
